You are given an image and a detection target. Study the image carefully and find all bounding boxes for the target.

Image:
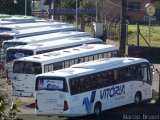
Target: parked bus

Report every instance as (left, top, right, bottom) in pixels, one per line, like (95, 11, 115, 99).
(6, 37, 103, 82)
(0, 24, 77, 41)
(0, 21, 68, 32)
(35, 57, 153, 117)
(1, 31, 90, 63)
(12, 44, 118, 97)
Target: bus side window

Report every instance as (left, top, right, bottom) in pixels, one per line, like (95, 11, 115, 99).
(97, 73, 103, 88)
(102, 72, 108, 87)
(44, 65, 49, 73)
(70, 79, 79, 95)
(84, 56, 89, 62)
(79, 77, 85, 93)
(113, 70, 119, 84)
(125, 66, 133, 81)
(48, 64, 53, 71)
(54, 62, 63, 70)
(89, 55, 94, 61)
(90, 74, 97, 89)
(99, 53, 103, 59)
(107, 71, 114, 85)
(85, 76, 91, 91)
(119, 68, 126, 82)
(94, 54, 99, 60)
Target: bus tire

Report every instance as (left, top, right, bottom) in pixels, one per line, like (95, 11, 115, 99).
(94, 102, 101, 116)
(134, 92, 142, 105)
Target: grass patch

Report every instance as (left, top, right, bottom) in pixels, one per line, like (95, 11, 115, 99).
(128, 25, 160, 47)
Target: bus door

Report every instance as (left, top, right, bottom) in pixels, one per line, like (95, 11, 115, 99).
(141, 64, 152, 100)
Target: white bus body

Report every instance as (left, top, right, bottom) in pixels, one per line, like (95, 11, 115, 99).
(0, 24, 77, 41)
(35, 57, 153, 117)
(6, 37, 103, 83)
(1, 31, 90, 63)
(0, 21, 69, 32)
(12, 44, 118, 97)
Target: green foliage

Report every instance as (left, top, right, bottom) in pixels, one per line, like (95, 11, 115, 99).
(60, 0, 93, 22)
(128, 25, 160, 47)
(0, 97, 21, 120)
(0, 0, 32, 15)
(0, 97, 6, 116)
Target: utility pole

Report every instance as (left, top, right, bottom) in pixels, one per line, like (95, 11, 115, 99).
(96, 0, 98, 23)
(51, 0, 55, 20)
(25, 0, 27, 16)
(76, 0, 78, 31)
(119, 0, 127, 57)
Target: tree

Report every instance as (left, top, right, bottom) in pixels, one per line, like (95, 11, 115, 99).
(59, 0, 93, 22)
(0, 0, 32, 15)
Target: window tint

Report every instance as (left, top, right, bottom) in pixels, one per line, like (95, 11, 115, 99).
(13, 61, 24, 73)
(13, 61, 41, 74)
(35, 77, 68, 92)
(53, 62, 63, 70)
(70, 62, 151, 95)
(7, 49, 33, 62)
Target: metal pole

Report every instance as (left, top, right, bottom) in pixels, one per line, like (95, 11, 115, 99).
(119, 0, 127, 57)
(137, 23, 140, 46)
(51, 0, 55, 20)
(32, 0, 35, 16)
(76, 0, 78, 31)
(149, 16, 151, 44)
(96, 0, 98, 23)
(25, 0, 27, 16)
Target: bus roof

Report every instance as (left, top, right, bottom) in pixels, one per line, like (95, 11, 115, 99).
(7, 37, 102, 51)
(0, 21, 69, 30)
(0, 21, 15, 25)
(37, 57, 149, 78)
(0, 24, 77, 38)
(1, 16, 36, 22)
(16, 44, 118, 63)
(3, 31, 90, 44)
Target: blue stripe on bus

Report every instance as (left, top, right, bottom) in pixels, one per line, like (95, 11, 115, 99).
(83, 91, 96, 114)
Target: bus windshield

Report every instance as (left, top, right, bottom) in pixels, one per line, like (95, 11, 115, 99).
(0, 35, 13, 41)
(6, 49, 34, 62)
(0, 28, 12, 32)
(35, 77, 67, 92)
(3, 42, 27, 49)
(13, 61, 42, 74)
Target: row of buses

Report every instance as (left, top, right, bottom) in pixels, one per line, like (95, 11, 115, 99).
(0, 17, 153, 118)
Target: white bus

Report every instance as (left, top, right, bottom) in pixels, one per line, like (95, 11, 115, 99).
(6, 37, 103, 82)
(0, 21, 69, 32)
(7, 37, 103, 62)
(12, 44, 118, 97)
(35, 57, 153, 117)
(1, 31, 90, 63)
(0, 24, 77, 41)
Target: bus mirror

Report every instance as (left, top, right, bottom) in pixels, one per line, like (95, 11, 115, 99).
(150, 64, 155, 74)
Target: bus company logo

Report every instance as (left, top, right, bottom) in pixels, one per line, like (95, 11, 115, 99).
(83, 91, 96, 114)
(100, 84, 125, 100)
(15, 53, 24, 58)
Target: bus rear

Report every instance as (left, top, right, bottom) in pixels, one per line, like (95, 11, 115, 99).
(35, 76, 71, 116)
(12, 61, 42, 96)
(6, 49, 34, 84)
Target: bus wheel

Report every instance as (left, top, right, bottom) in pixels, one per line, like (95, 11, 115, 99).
(94, 102, 101, 116)
(134, 92, 142, 105)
